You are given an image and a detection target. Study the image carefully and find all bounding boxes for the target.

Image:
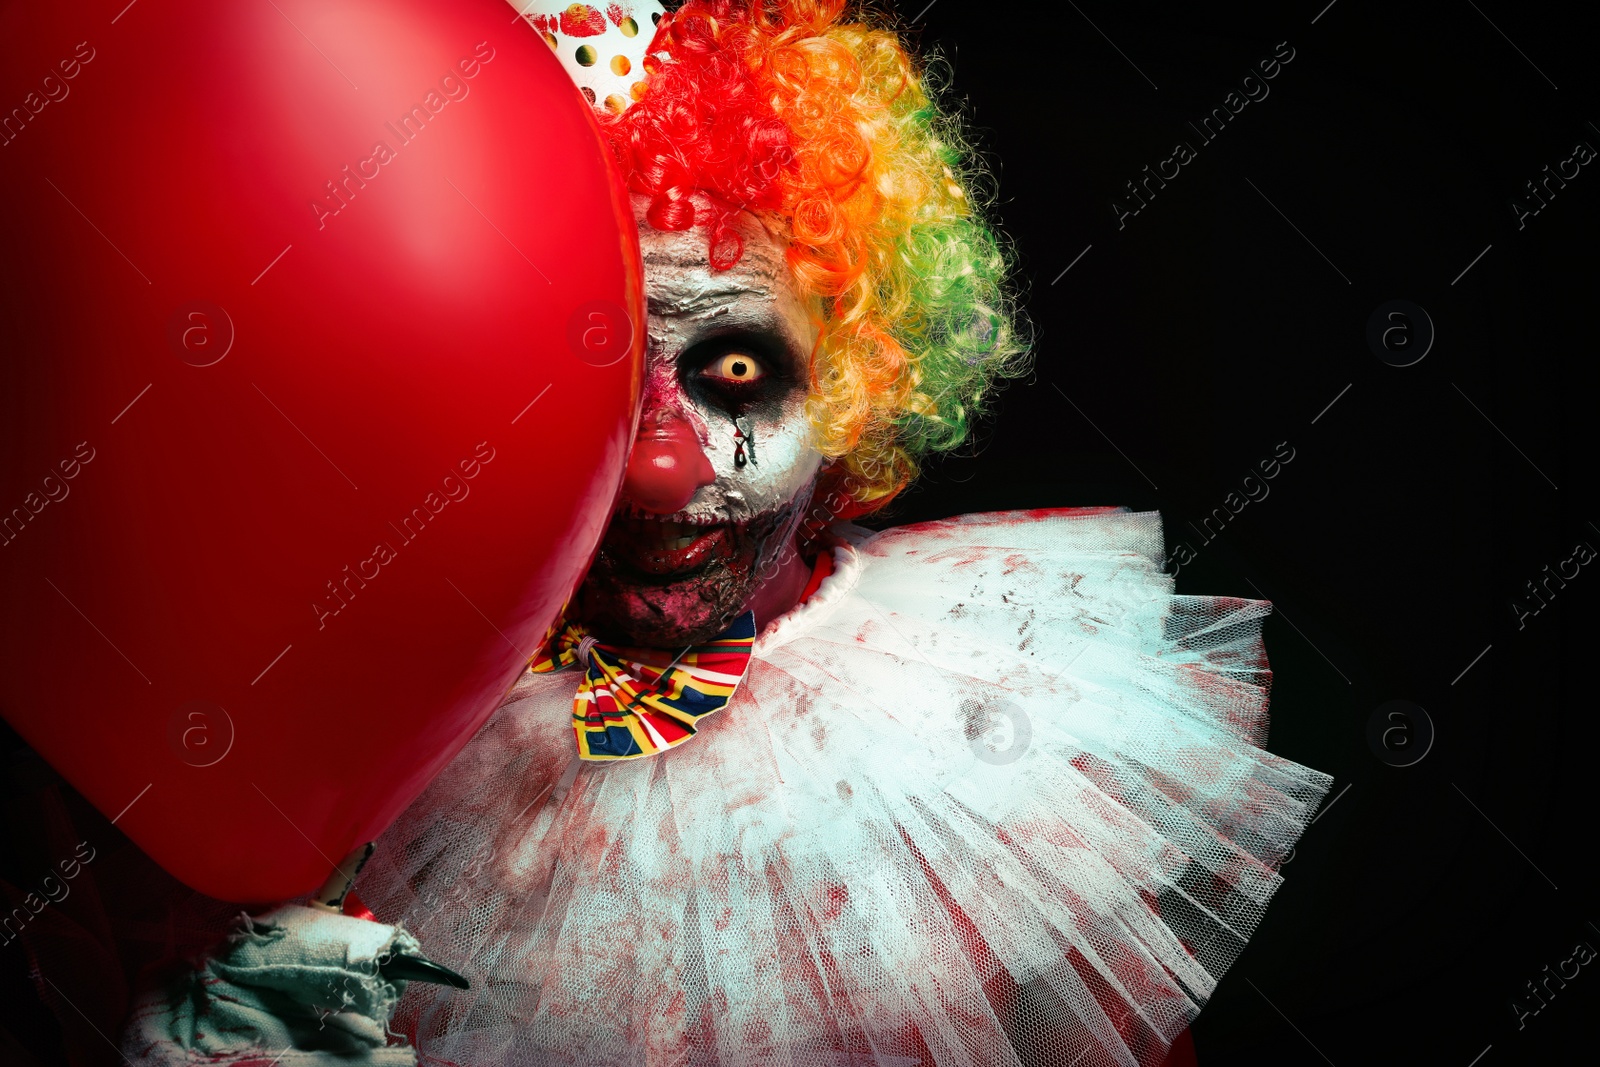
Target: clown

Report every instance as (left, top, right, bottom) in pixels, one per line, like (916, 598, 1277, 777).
(116, 2, 1331, 1065)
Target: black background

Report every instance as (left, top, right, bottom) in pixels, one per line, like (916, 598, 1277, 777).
(862, 0, 1599, 1064)
(1, 1, 1596, 1065)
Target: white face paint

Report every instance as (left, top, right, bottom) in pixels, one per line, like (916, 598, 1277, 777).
(575, 196, 826, 647)
(636, 203, 823, 518)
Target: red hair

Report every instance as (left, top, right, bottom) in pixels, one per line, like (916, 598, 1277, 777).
(604, 0, 1027, 513)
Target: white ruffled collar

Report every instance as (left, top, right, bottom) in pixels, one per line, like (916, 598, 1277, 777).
(361, 508, 1333, 1067)
(751, 524, 869, 656)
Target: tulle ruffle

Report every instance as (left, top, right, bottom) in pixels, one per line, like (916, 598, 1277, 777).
(358, 508, 1332, 1067)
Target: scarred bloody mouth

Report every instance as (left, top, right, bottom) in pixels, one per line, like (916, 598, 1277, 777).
(602, 515, 734, 577)
(579, 501, 804, 646)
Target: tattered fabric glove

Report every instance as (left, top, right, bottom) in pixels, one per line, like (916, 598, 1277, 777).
(121, 904, 438, 1066)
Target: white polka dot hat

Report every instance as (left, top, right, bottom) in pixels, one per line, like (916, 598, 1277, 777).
(508, 0, 670, 114)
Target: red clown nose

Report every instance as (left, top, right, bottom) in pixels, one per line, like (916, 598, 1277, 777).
(624, 420, 716, 514)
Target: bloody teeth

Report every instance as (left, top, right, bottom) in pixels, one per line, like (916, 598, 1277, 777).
(622, 518, 720, 544)
(602, 520, 731, 578)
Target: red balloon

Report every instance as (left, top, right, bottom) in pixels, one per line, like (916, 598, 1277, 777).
(0, 0, 642, 902)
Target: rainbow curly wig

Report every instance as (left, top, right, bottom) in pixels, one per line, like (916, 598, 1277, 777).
(603, 0, 1029, 515)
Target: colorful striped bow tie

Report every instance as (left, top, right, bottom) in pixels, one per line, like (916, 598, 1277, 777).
(529, 611, 757, 761)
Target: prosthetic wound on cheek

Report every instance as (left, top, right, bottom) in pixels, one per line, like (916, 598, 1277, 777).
(623, 418, 716, 514)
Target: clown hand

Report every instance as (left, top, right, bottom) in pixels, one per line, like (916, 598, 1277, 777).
(119, 903, 464, 1066)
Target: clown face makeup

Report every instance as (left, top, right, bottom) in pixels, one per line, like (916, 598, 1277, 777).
(575, 196, 825, 647)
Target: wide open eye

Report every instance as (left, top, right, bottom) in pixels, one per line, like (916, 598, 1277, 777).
(700, 352, 767, 384)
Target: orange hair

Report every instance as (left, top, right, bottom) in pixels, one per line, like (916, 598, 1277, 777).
(605, 0, 1027, 514)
